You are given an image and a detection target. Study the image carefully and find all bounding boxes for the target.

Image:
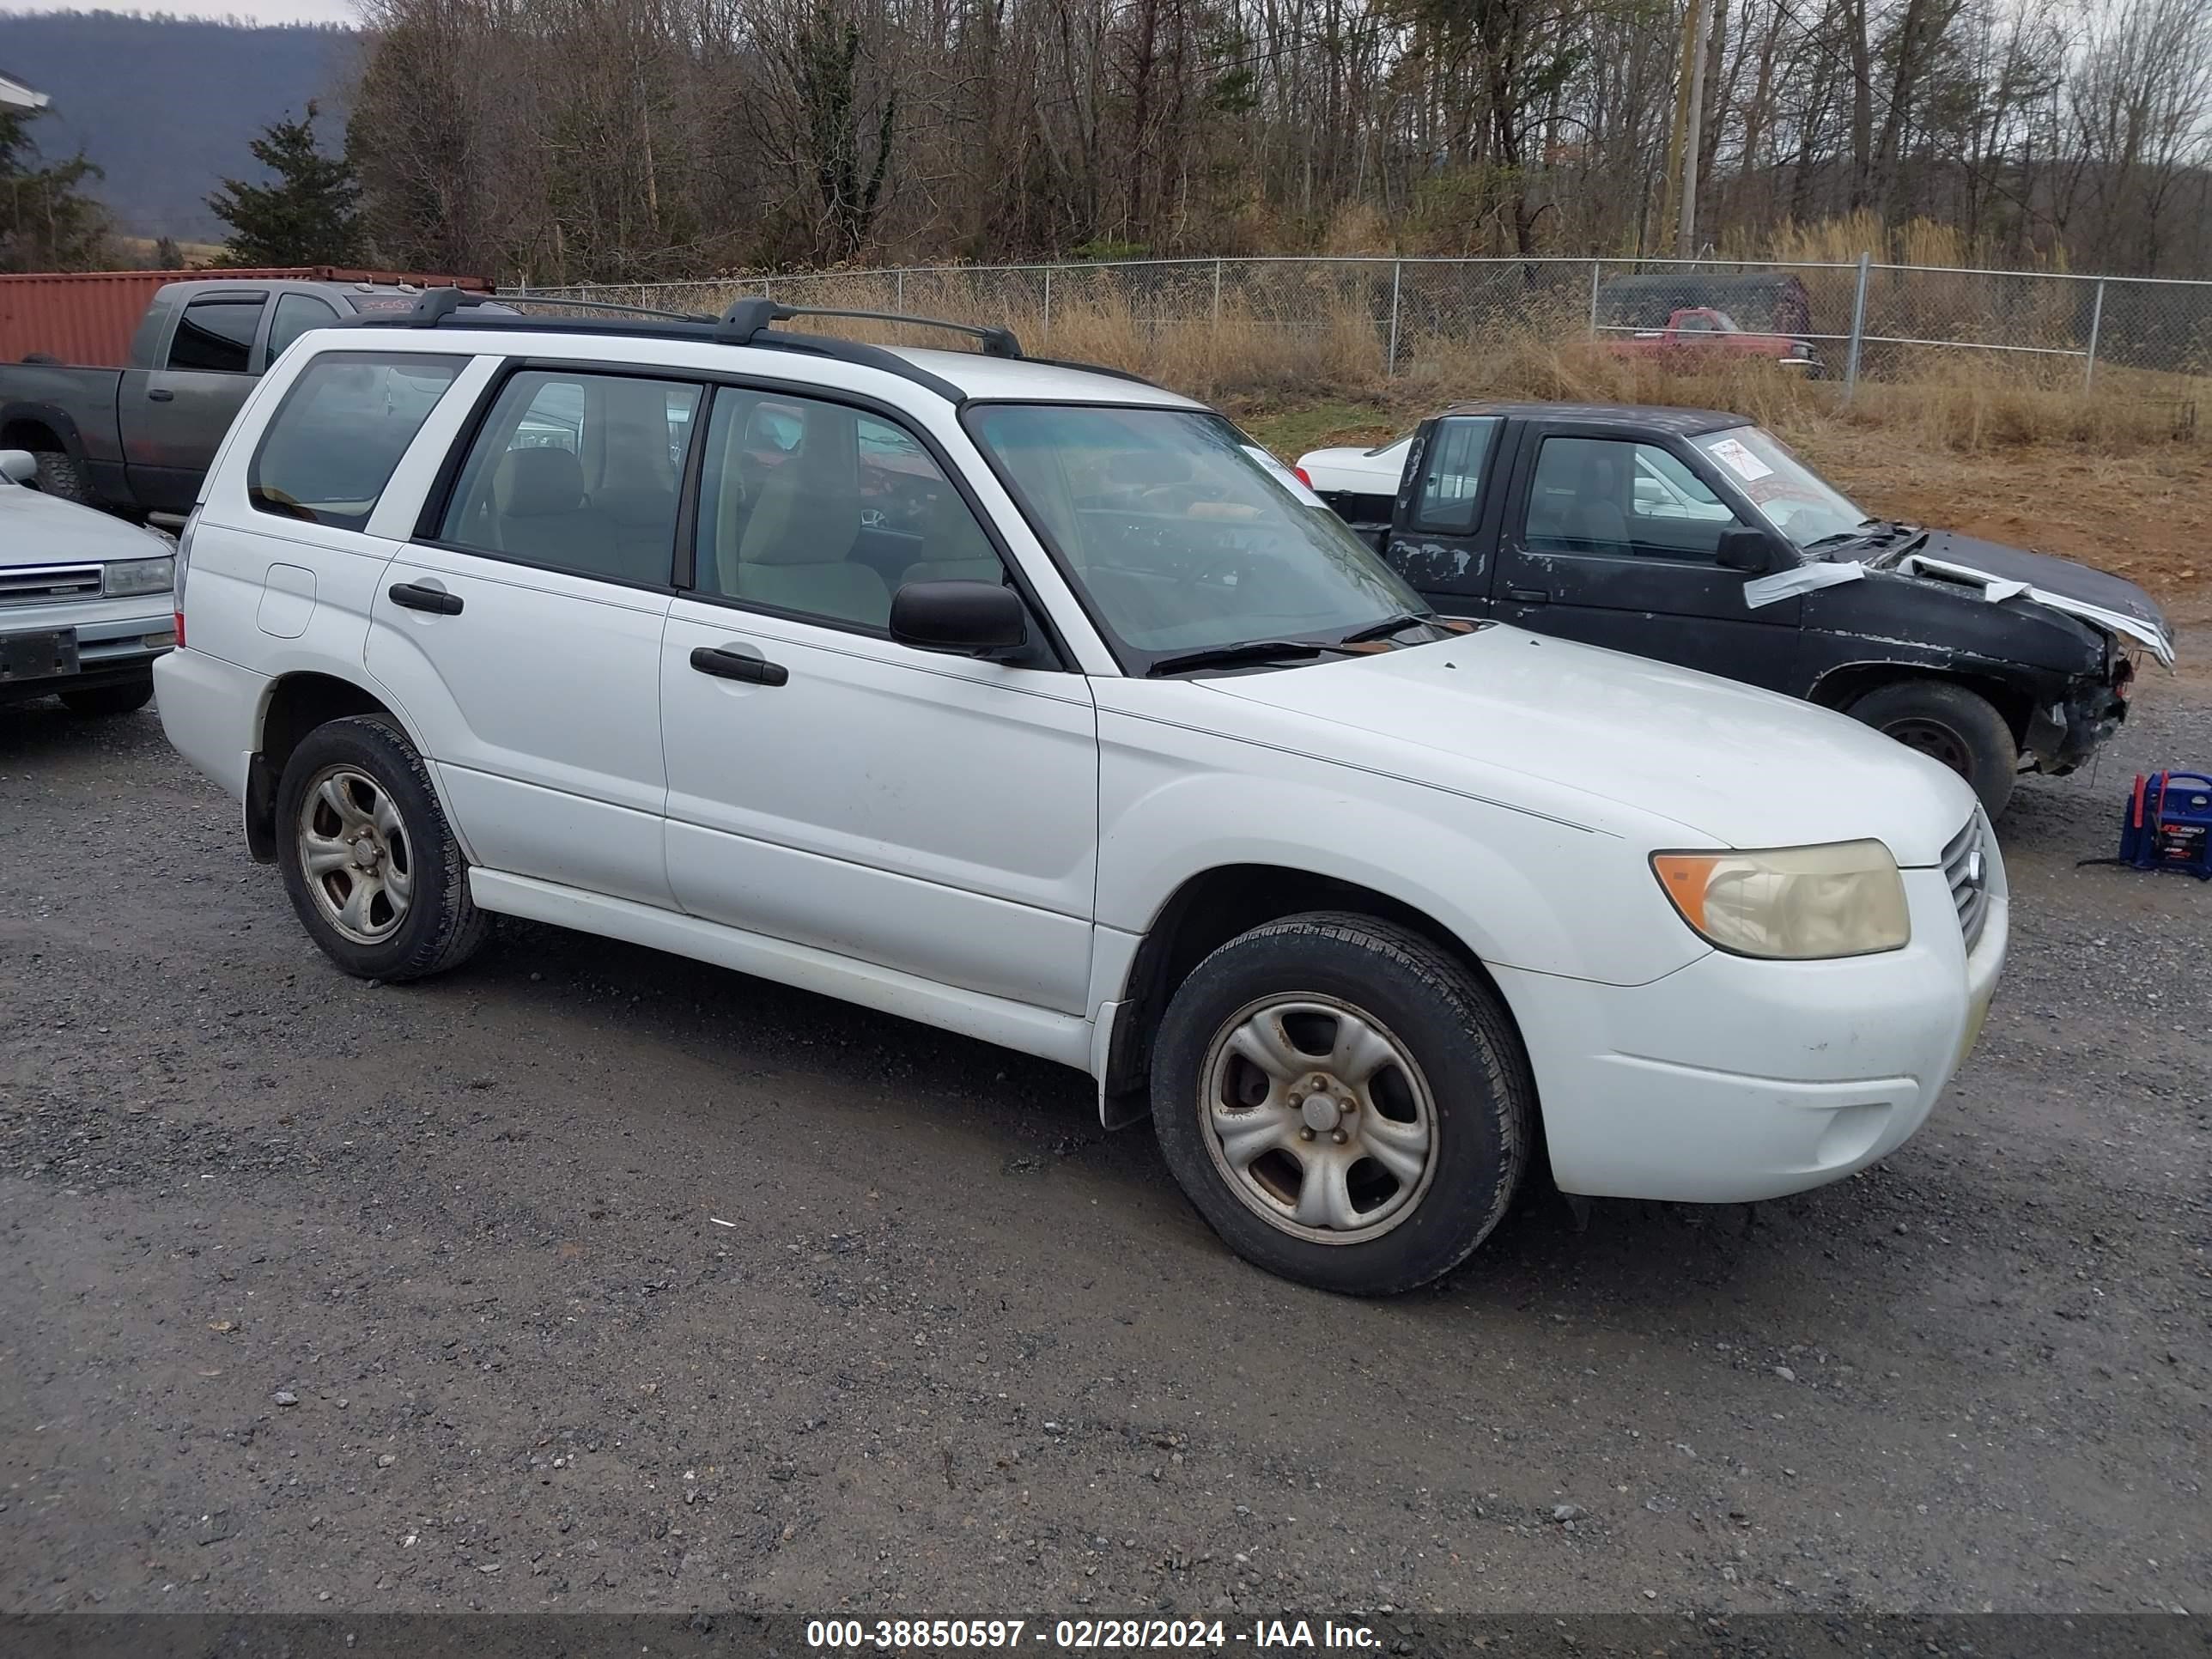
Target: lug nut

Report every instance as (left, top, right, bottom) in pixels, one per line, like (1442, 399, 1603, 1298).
(1287, 1091, 1304, 1108)
(1298, 1127, 1316, 1141)
(1332, 1128, 1348, 1145)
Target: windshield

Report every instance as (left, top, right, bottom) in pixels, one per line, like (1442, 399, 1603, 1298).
(1692, 426, 1869, 549)
(966, 404, 1426, 668)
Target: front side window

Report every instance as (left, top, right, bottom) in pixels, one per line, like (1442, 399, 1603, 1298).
(694, 389, 1001, 630)
(248, 353, 462, 531)
(167, 295, 264, 373)
(1692, 425, 1870, 549)
(439, 369, 702, 586)
(1525, 437, 1743, 559)
(967, 404, 1423, 667)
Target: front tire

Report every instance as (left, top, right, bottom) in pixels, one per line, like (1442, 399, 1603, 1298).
(1151, 912, 1533, 1295)
(1850, 679, 2017, 817)
(59, 676, 153, 717)
(275, 714, 489, 981)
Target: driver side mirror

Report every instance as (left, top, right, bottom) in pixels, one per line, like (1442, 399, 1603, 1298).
(0, 449, 39, 487)
(890, 580, 1028, 659)
(1716, 526, 1778, 574)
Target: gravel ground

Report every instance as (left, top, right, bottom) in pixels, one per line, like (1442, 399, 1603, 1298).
(1, 643, 2206, 1622)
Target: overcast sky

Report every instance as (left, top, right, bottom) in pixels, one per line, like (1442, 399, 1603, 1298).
(0, 1, 358, 22)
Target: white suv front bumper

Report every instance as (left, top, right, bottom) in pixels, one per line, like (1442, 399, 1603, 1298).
(1499, 864, 2007, 1203)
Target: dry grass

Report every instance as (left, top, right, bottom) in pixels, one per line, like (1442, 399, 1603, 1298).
(584, 267, 2207, 613)
(673, 270, 2201, 456)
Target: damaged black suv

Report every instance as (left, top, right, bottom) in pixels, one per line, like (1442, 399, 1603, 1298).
(1324, 402, 2172, 817)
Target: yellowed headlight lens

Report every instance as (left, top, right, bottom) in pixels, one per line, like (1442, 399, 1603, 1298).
(1652, 841, 1909, 959)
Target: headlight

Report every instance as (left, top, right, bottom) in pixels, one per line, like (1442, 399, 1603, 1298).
(1651, 840, 1909, 959)
(103, 556, 174, 598)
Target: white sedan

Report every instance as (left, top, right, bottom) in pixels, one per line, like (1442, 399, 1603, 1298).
(0, 448, 176, 714)
(1295, 434, 1412, 500)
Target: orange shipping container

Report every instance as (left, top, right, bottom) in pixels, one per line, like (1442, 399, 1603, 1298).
(0, 267, 493, 369)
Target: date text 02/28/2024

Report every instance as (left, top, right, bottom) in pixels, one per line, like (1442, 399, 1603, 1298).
(804, 1618, 1381, 1650)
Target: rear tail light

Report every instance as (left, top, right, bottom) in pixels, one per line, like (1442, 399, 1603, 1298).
(1293, 466, 1314, 487)
(173, 508, 198, 649)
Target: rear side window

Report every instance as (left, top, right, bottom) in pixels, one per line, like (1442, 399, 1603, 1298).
(437, 368, 703, 586)
(248, 353, 462, 531)
(167, 295, 264, 373)
(267, 292, 341, 362)
(1411, 416, 1500, 533)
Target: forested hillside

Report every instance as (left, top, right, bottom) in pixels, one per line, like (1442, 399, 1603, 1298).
(346, 0, 2212, 285)
(0, 11, 353, 241)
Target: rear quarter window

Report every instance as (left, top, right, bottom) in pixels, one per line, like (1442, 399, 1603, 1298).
(247, 353, 463, 532)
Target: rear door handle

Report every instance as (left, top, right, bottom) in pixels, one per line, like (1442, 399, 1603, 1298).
(690, 645, 788, 686)
(147, 388, 175, 403)
(1505, 586, 1549, 604)
(388, 581, 463, 616)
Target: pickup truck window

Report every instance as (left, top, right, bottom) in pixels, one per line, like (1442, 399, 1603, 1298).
(1526, 437, 1743, 561)
(969, 403, 1420, 665)
(440, 368, 702, 586)
(249, 353, 462, 532)
(268, 293, 341, 364)
(167, 295, 264, 374)
(1691, 426, 1869, 549)
(694, 389, 1000, 630)
(1411, 416, 1500, 533)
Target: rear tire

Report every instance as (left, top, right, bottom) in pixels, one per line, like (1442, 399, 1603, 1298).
(1151, 912, 1533, 1296)
(275, 714, 489, 981)
(1850, 679, 2017, 817)
(59, 676, 154, 717)
(31, 450, 95, 507)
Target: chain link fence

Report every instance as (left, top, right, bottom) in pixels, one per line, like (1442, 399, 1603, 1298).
(517, 254, 2212, 405)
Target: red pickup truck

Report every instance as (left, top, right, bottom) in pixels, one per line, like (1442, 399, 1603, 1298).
(1607, 307, 1822, 374)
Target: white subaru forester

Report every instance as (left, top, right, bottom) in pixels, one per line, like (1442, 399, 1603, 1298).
(155, 296, 2005, 1294)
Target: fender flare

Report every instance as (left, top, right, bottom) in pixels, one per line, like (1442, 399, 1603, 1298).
(0, 399, 89, 463)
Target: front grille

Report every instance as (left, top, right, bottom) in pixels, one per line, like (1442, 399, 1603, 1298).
(1942, 814, 1990, 953)
(0, 563, 102, 606)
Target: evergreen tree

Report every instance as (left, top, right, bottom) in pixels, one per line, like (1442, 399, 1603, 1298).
(153, 234, 185, 269)
(207, 102, 361, 266)
(0, 109, 111, 272)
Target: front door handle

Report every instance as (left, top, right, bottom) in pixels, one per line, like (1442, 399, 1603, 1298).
(388, 581, 463, 616)
(147, 387, 175, 403)
(1505, 586, 1549, 604)
(690, 645, 788, 686)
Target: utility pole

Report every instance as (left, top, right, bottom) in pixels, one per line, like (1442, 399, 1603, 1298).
(1678, 0, 1712, 256)
(1657, 0, 1711, 258)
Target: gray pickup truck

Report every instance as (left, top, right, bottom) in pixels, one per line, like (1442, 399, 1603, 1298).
(0, 279, 456, 519)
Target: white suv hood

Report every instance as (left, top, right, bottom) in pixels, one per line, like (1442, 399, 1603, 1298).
(1200, 626, 1978, 865)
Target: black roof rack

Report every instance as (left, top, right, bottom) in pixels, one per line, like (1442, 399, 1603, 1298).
(715, 299, 1022, 359)
(358, 288, 1169, 403)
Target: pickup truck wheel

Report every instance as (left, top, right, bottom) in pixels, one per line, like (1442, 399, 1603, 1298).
(1850, 680, 2017, 817)
(1152, 912, 1532, 1296)
(275, 714, 489, 981)
(59, 676, 153, 716)
(31, 451, 95, 507)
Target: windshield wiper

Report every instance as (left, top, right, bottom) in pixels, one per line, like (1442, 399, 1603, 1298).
(1146, 640, 1348, 677)
(1339, 611, 1433, 645)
